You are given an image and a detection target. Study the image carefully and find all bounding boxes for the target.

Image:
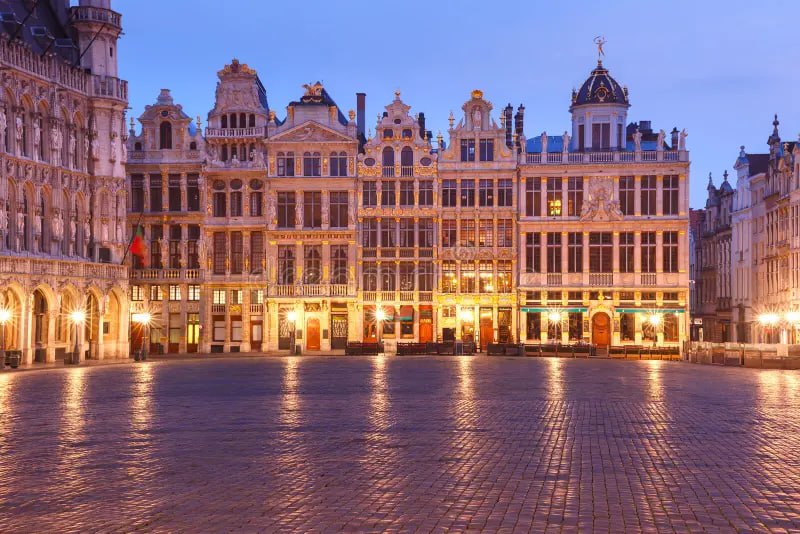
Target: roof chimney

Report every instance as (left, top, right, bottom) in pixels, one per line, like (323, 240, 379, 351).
(356, 92, 366, 137)
(504, 104, 513, 148)
(514, 104, 525, 150)
(418, 112, 426, 140)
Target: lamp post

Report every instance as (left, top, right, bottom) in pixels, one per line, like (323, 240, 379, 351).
(69, 309, 86, 365)
(287, 310, 297, 355)
(0, 307, 10, 370)
(548, 311, 561, 343)
(375, 307, 386, 354)
(131, 312, 152, 361)
(648, 313, 662, 348)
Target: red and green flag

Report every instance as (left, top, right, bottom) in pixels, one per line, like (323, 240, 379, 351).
(129, 226, 148, 267)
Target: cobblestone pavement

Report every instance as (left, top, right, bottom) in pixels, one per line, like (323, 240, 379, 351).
(0, 357, 799, 533)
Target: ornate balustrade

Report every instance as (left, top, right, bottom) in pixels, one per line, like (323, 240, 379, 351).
(0, 256, 127, 281)
(524, 150, 686, 165)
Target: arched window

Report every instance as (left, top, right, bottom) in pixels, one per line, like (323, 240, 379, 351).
(383, 129, 393, 139)
(400, 146, 413, 168)
(39, 195, 47, 253)
(159, 121, 172, 149)
(221, 115, 227, 129)
(230, 114, 237, 129)
(382, 147, 395, 177)
(239, 113, 246, 129)
(21, 190, 30, 251)
(402, 129, 413, 139)
(248, 114, 255, 127)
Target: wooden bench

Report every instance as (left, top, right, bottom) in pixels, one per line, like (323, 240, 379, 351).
(345, 342, 382, 355)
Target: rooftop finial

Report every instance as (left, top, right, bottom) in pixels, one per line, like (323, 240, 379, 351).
(739, 145, 746, 158)
(708, 172, 713, 187)
(593, 35, 606, 64)
(723, 170, 729, 182)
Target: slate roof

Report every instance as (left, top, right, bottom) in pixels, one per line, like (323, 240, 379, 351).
(0, 0, 76, 61)
(747, 154, 769, 175)
(572, 61, 629, 109)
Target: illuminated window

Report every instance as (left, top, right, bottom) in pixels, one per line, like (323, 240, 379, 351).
(547, 178, 562, 216)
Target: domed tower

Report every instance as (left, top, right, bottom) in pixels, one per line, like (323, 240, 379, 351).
(71, 0, 122, 78)
(569, 58, 630, 152)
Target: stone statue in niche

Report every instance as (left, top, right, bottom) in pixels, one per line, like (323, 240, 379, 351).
(0, 207, 7, 232)
(294, 197, 303, 226)
(0, 107, 6, 147)
(52, 210, 63, 240)
(68, 130, 76, 166)
(562, 131, 570, 153)
(266, 193, 276, 225)
(32, 118, 40, 157)
(15, 115, 23, 144)
(51, 124, 62, 166)
(472, 107, 482, 131)
(580, 179, 623, 222)
(540, 132, 548, 154)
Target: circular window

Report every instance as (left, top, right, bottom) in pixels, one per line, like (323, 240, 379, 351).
(213, 180, 225, 191)
(249, 179, 263, 190)
(364, 157, 376, 166)
(160, 110, 169, 117)
(393, 118, 401, 125)
(420, 157, 432, 166)
(230, 179, 243, 190)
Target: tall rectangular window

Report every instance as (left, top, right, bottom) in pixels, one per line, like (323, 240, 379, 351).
(525, 177, 541, 217)
(169, 225, 182, 269)
(418, 181, 433, 206)
(150, 225, 163, 268)
(277, 152, 295, 177)
(188, 285, 200, 301)
(460, 220, 475, 247)
(479, 261, 493, 293)
(619, 232, 634, 273)
(131, 175, 144, 212)
(589, 232, 612, 273)
(231, 232, 243, 274)
(213, 232, 226, 274)
(567, 177, 583, 216)
(478, 219, 493, 248)
(380, 181, 396, 206)
(461, 262, 476, 293)
(442, 180, 457, 207)
(330, 152, 348, 176)
(479, 139, 494, 161)
(362, 218, 377, 248)
(229, 191, 243, 217)
(567, 232, 583, 273)
(547, 232, 562, 273)
(303, 191, 322, 228)
(591, 122, 610, 150)
(187, 225, 200, 269)
(525, 233, 541, 273)
(442, 220, 457, 247)
(278, 245, 295, 284)
(641, 232, 657, 273)
(619, 176, 635, 215)
(303, 245, 322, 284)
(380, 219, 396, 248)
(547, 178, 562, 216)
(479, 179, 494, 207)
(442, 261, 457, 293)
(663, 175, 679, 215)
(329, 191, 348, 228)
(418, 218, 434, 248)
(399, 218, 415, 248)
(399, 262, 415, 291)
(150, 285, 163, 301)
(331, 245, 348, 284)
(399, 181, 414, 206)
(277, 192, 295, 228)
(213, 190, 226, 217)
(418, 262, 433, 291)
(460, 139, 475, 162)
(362, 262, 377, 291)
(249, 191, 263, 217)
(380, 263, 396, 291)
(131, 285, 144, 301)
(497, 179, 512, 207)
(168, 285, 181, 301)
(168, 175, 181, 211)
(460, 180, 475, 207)
(497, 219, 512, 247)
(362, 182, 377, 207)
(663, 231, 679, 272)
(187, 174, 200, 211)
(149, 174, 162, 212)
(641, 175, 657, 216)
(303, 152, 321, 176)
(250, 232, 264, 274)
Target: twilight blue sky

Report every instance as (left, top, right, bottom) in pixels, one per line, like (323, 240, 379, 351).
(117, 0, 799, 208)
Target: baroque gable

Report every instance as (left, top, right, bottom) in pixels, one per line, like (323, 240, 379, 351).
(269, 121, 356, 144)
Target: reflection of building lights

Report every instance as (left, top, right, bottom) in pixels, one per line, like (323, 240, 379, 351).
(786, 311, 800, 324)
(649, 314, 662, 326)
(758, 313, 779, 326)
(548, 312, 561, 323)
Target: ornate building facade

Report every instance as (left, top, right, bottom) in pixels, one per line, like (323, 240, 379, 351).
(0, 0, 130, 364)
(126, 55, 692, 354)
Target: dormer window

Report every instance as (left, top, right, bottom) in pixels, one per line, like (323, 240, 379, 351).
(383, 129, 393, 139)
(159, 121, 172, 149)
(591, 122, 610, 150)
(401, 129, 412, 139)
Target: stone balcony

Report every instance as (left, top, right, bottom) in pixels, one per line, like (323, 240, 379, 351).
(523, 150, 687, 165)
(518, 271, 687, 288)
(90, 75, 127, 102)
(361, 291, 434, 302)
(70, 5, 122, 29)
(268, 284, 356, 298)
(205, 127, 266, 138)
(130, 268, 202, 282)
(0, 255, 127, 282)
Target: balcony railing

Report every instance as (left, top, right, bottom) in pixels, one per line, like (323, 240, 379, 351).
(0, 256, 127, 281)
(211, 304, 226, 314)
(250, 304, 264, 314)
(382, 166, 395, 177)
(400, 166, 414, 177)
(641, 273, 658, 286)
(205, 127, 266, 138)
(546, 273, 563, 286)
(588, 273, 614, 287)
(90, 75, 128, 102)
(268, 284, 356, 297)
(524, 150, 686, 165)
(71, 5, 122, 28)
(130, 268, 201, 281)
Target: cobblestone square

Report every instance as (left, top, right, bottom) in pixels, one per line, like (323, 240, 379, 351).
(0, 356, 798, 532)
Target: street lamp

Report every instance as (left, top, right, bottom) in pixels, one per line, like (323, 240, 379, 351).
(548, 311, 562, 343)
(375, 307, 386, 353)
(287, 310, 297, 354)
(648, 313, 662, 347)
(131, 312, 152, 361)
(69, 309, 86, 365)
(0, 307, 11, 370)
(758, 312, 779, 343)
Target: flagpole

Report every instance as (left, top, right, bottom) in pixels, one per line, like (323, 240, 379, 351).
(121, 209, 145, 265)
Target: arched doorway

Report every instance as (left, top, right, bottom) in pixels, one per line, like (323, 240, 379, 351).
(32, 288, 49, 363)
(306, 317, 320, 351)
(592, 312, 611, 348)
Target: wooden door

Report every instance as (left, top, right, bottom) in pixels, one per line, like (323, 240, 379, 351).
(479, 308, 493, 351)
(250, 321, 262, 352)
(306, 317, 321, 350)
(419, 321, 432, 343)
(592, 312, 611, 347)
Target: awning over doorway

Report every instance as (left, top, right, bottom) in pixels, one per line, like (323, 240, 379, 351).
(399, 306, 414, 321)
